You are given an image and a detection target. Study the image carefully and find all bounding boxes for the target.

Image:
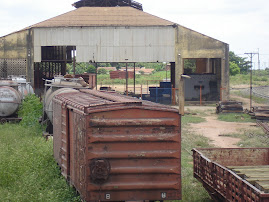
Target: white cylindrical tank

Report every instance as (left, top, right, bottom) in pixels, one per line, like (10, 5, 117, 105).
(0, 80, 22, 117)
(10, 76, 34, 98)
(43, 76, 89, 123)
(44, 88, 79, 122)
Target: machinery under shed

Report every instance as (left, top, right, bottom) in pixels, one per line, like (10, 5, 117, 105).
(0, 0, 229, 111)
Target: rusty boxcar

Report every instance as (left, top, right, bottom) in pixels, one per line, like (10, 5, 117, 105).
(53, 89, 181, 201)
(193, 148, 269, 202)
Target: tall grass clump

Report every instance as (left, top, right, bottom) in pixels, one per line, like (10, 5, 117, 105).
(18, 94, 43, 131)
(178, 114, 213, 202)
(0, 94, 80, 201)
(0, 124, 80, 201)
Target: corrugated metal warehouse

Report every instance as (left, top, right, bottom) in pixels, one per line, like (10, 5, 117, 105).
(0, 0, 229, 111)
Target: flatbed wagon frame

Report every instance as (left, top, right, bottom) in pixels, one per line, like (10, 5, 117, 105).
(192, 148, 269, 202)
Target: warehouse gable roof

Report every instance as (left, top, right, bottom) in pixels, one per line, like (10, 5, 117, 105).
(28, 7, 175, 28)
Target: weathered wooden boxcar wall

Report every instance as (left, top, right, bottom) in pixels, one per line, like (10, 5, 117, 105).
(174, 25, 229, 102)
(0, 30, 29, 78)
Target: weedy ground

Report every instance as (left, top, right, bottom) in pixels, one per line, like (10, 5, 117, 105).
(0, 95, 80, 201)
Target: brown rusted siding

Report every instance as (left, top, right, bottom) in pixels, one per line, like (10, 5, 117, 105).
(53, 90, 181, 201)
(86, 108, 181, 201)
(193, 148, 269, 202)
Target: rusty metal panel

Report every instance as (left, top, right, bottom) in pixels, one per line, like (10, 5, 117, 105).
(52, 100, 63, 165)
(193, 148, 269, 202)
(86, 109, 181, 201)
(53, 90, 181, 201)
(33, 27, 175, 63)
(69, 112, 88, 199)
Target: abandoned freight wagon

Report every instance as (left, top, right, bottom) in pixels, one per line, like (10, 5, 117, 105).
(193, 148, 269, 202)
(53, 89, 181, 201)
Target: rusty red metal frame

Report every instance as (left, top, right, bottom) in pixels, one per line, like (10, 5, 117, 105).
(192, 148, 269, 202)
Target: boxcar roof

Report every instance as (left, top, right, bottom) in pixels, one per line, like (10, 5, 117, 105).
(53, 89, 179, 114)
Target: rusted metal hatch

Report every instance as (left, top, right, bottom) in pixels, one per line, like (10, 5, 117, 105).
(53, 89, 181, 201)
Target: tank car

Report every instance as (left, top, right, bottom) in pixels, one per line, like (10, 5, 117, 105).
(42, 75, 90, 133)
(0, 76, 34, 123)
(9, 75, 34, 99)
(0, 80, 23, 123)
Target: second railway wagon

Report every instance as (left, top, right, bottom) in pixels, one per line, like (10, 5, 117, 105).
(193, 148, 269, 202)
(52, 89, 181, 202)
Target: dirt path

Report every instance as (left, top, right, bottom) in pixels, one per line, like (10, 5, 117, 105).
(189, 114, 255, 148)
(184, 92, 266, 148)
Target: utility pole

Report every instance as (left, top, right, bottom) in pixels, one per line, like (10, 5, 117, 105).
(258, 48, 261, 71)
(244, 52, 258, 110)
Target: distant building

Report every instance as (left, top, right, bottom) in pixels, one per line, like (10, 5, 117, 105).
(0, 0, 229, 103)
(119, 67, 154, 75)
(110, 71, 134, 79)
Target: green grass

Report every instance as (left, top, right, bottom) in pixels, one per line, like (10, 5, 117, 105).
(182, 114, 206, 124)
(0, 124, 80, 202)
(0, 94, 80, 201)
(236, 128, 269, 147)
(217, 113, 255, 123)
(231, 90, 269, 104)
(230, 71, 269, 86)
(219, 128, 269, 148)
(177, 114, 213, 202)
(18, 94, 44, 130)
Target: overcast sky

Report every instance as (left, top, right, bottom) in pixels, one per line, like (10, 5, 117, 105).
(1, 0, 268, 69)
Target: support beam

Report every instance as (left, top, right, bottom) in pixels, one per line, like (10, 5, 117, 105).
(221, 44, 230, 101)
(206, 58, 210, 73)
(95, 63, 98, 90)
(134, 63, 136, 95)
(171, 62, 175, 88)
(126, 62, 128, 96)
(73, 46, 76, 75)
(177, 54, 184, 115)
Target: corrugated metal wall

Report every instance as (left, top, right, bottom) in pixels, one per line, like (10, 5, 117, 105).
(33, 27, 175, 63)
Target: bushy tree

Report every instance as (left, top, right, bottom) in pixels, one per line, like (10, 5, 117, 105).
(229, 61, 240, 76)
(98, 68, 108, 74)
(66, 63, 96, 74)
(229, 51, 251, 74)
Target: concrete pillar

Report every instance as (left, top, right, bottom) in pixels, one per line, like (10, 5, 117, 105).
(176, 54, 184, 115)
(206, 58, 210, 73)
(27, 28, 34, 86)
(170, 62, 175, 88)
(221, 44, 230, 101)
